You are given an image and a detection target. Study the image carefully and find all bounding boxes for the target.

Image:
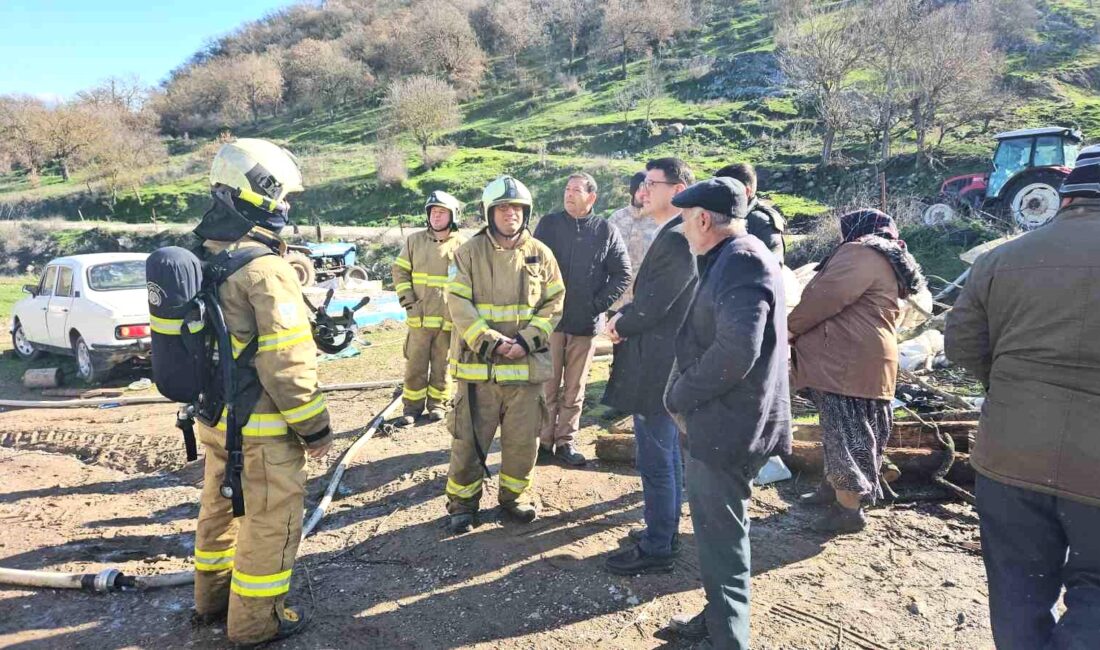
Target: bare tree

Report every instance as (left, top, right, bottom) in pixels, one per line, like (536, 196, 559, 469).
(635, 61, 666, 127)
(600, 0, 650, 79)
(474, 0, 549, 69)
(284, 40, 372, 114)
(87, 105, 167, 209)
(385, 76, 461, 158)
(76, 75, 149, 113)
(40, 103, 102, 181)
(907, 2, 1003, 161)
(225, 53, 285, 122)
(541, 0, 599, 70)
(777, 3, 864, 164)
(0, 96, 51, 181)
(410, 2, 487, 95)
(859, 0, 922, 165)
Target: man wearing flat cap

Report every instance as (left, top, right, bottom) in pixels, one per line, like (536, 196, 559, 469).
(661, 177, 792, 649)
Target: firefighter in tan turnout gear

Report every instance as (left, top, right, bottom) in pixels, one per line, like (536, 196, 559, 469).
(444, 176, 565, 534)
(392, 191, 468, 426)
(190, 139, 331, 645)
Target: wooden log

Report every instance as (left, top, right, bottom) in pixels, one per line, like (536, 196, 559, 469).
(785, 440, 972, 483)
(595, 433, 636, 464)
(792, 421, 976, 452)
(23, 368, 63, 389)
(608, 416, 634, 435)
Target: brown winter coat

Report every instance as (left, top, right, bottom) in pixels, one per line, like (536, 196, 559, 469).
(788, 242, 903, 401)
(946, 200, 1100, 507)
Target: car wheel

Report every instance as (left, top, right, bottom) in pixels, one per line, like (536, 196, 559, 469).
(73, 334, 111, 384)
(285, 251, 316, 287)
(11, 320, 43, 361)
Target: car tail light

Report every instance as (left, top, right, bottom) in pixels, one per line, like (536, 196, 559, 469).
(116, 324, 150, 339)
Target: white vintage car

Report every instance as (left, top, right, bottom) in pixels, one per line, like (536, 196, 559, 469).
(10, 253, 151, 383)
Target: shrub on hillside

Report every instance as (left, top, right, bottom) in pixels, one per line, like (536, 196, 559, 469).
(374, 143, 407, 186)
(422, 145, 456, 170)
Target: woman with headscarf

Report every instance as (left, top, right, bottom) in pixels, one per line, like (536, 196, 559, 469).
(788, 210, 925, 533)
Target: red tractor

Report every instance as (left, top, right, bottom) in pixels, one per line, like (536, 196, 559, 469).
(922, 126, 1083, 231)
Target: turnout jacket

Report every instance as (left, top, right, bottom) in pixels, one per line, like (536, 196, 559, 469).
(202, 232, 331, 449)
(393, 229, 468, 330)
(445, 228, 565, 385)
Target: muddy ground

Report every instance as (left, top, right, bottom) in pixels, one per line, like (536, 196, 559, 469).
(0, 331, 994, 649)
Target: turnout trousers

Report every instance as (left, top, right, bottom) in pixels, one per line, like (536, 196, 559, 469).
(402, 326, 453, 414)
(445, 381, 546, 514)
(193, 423, 306, 645)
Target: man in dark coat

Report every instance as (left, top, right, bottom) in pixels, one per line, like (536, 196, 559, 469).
(533, 172, 631, 466)
(715, 162, 785, 264)
(663, 177, 792, 649)
(602, 157, 697, 575)
(945, 145, 1100, 650)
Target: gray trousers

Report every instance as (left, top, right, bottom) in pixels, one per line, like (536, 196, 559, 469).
(686, 453, 754, 650)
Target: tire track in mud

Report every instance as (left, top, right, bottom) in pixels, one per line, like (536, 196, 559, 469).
(0, 428, 187, 474)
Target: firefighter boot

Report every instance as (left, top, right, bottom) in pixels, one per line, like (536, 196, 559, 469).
(500, 501, 537, 523)
(448, 513, 474, 535)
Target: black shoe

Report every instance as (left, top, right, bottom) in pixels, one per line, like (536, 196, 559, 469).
(395, 413, 418, 427)
(448, 513, 474, 535)
(500, 501, 537, 523)
(667, 609, 709, 640)
(427, 408, 446, 422)
(554, 443, 587, 466)
(627, 528, 682, 555)
(537, 444, 555, 465)
(605, 544, 675, 575)
(812, 503, 866, 534)
(798, 481, 836, 506)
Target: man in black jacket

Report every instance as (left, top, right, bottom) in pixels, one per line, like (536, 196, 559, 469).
(663, 178, 792, 649)
(602, 158, 697, 575)
(533, 172, 631, 466)
(715, 162, 785, 264)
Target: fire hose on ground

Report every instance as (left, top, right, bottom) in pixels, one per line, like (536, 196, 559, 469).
(0, 382, 403, 593)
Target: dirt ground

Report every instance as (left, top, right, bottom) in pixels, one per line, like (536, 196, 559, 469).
(0, 336, 995, 649)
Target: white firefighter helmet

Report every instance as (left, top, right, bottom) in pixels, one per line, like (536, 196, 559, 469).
(424, 190, 462, 231)
(209, 138, 304, 213)
(480, 175, 533, 227)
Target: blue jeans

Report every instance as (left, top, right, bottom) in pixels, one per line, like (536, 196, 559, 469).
(976, 474, 1100, 650)
(686, 454, 752, 650)
(633, 412, 683, 556)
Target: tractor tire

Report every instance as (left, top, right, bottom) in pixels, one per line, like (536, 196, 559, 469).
(286, 251, 316, 287)
(921, 198, 960, 227)
(1003, 171, 1064, 231)
(345, 265, 369, 282)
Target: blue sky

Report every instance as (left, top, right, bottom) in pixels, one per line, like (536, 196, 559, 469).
(0, 0, 294, 101)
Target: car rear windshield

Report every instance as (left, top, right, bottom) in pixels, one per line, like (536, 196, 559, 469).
(87, 261, 146, 291)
